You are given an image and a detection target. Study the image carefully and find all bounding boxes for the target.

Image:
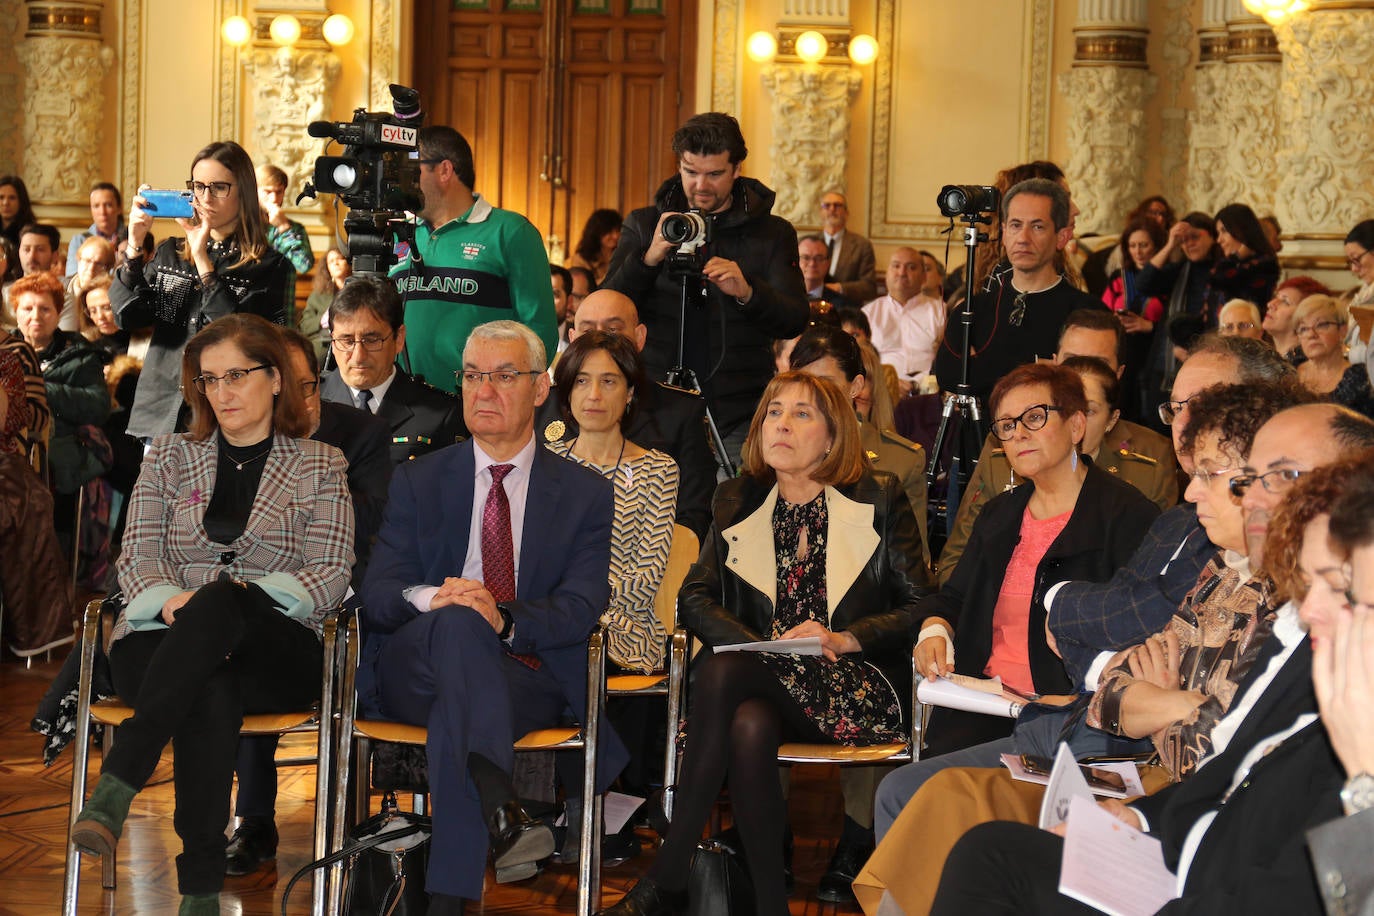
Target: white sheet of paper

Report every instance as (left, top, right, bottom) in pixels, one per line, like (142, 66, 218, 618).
(1038, 742, 1094, 829)
(1058, 795, 1178, 916)
(554, 792, 644, 835)
(916, 676, 1025, 719)
(1002, 754, 1141, 800)
(714, 636, 824, 656)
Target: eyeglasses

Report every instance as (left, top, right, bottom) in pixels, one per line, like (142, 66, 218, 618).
(798, 254, 829, 263)
(1187, 464, 1240, 491)
(1348, 250, 1372, 269)
(300, 379, 319, 397)
(1009, 291, 1027, 327)
(1220, 321, 1255, 334)
(330, 332, 395, 352)
(192, 364, 270, 394)
(1295, 319, 1341, 336)
(1227, 467, 1306, 499)
(186, 181, 234, 200)
(458, 369, 542, 389)
(991, 404, 1061, 441)
(1158, 393, 1199, 427)
(820, 201, 846, 210)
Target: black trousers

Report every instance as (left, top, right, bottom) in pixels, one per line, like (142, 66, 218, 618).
(106, 580, 322, 895)
(930, 820, 1104, 915)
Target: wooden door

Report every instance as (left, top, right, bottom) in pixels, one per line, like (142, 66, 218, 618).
(413, 0, 696, 260)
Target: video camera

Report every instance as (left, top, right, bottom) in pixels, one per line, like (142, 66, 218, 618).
(662, 209, 712, 278)
(299, 84, 425, 276)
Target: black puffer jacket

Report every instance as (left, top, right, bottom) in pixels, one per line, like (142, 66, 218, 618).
(604, 175, 808, 434)
(678, 470, 932, 721)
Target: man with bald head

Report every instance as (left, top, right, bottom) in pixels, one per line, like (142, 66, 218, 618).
(537, 288, 715, 539)
(862, 247, 946, 393)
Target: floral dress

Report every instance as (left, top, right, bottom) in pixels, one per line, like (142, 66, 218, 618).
(753, 493, 903, 746)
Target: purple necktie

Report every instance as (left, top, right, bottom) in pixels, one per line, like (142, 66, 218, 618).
(482, 464, 516, 603)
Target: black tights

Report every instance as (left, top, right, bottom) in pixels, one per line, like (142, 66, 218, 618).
(647, 652, 824, 916)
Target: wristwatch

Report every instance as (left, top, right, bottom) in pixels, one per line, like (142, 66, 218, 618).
(496, 602, 514, 641)
(1341, 772, 1374, 816)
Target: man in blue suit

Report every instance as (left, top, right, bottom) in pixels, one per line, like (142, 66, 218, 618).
(359, 320, 625, 913)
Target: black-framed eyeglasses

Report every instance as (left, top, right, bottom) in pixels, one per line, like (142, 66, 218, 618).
(186, 180, 234, 200)
(1158, 393, 1199, 427)
(300, 379, 319, 397)
(330, 332, 395, 352)
(458, 369, 542, 389)
(1228, 467, 1306, 499)
(192, 364, 270, 394)
(991, 404, 1061, 441)
(1348, 249, 1372, 269)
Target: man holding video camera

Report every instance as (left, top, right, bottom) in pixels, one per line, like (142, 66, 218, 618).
(603, 112, 808, 464)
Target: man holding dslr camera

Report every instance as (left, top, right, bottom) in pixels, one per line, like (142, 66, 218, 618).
(604, 112, 808, 464)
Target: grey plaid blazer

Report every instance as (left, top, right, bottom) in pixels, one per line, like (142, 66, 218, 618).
(112, 432, 355, 643)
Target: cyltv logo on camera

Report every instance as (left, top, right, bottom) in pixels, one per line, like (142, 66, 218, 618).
(380, 124, 417, 147)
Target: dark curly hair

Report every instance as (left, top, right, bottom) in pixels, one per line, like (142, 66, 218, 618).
(1264, 457, 1366, 604)
(1177, 380, 1312, 463)
(1329, 448, 1374, 556)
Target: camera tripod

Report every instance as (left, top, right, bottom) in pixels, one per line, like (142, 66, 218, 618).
(666, 273, 736, 479)
(926, 215, 993, 532)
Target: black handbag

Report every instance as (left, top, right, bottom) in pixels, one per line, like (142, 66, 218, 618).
(686, 837, 755, 916)
(281, 798, 431, 916)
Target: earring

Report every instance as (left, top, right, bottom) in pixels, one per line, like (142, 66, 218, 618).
(1070, 450, 1079, 471)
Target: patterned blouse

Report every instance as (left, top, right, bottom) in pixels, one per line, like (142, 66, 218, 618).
(1088, 551, 1274, 778)
(546, 442, 679, 671)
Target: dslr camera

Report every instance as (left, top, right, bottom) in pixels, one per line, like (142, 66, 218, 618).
(662, 210, 712, 278)
(936, 184, 1000, 220)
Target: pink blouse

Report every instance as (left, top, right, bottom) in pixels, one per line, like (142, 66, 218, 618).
(984, 505, 1071, 694)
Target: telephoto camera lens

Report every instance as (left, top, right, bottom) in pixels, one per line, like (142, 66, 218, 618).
(937, 184, 1000, 218)
(662, 213, 695, 245)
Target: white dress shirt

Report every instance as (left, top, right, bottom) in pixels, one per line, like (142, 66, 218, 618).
(862, 293, 946, 383)
(345, 365, 398, 414)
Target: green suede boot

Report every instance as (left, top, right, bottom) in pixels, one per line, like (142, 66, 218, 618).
(71, 773, 138, 858)
(178, 892, 220, 914)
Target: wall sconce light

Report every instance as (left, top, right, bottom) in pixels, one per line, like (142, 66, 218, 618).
(221, 15, 252, 47)
(747, 30, 778, 63)
(322, 13, 355, 47)
(848, 34, 878, 66)
(269, 14, 302, 47)
(1241, 0, 1309, 24)
(794, 30, 828, 64)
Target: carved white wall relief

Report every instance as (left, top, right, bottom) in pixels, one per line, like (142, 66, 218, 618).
(243, 46, 340, 208)
(0, 0, 23, 173)
(17, 35, 114, 200)
(1272, 10, 1374, 235)
(1185, 63, 1237, 216)
(1057, 66, 1157, 234)
(712, 0, 740, 114)
(1156, 0, 1195, 207)
(1222, 60, 1280, 217)
(369, 0, 396, 111)
(760, 64, 860, 226)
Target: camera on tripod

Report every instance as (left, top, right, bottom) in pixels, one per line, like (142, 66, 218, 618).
(299, 84, 425, 275)
(662, 210, 712, 278)
(936, 184, 1000, 220)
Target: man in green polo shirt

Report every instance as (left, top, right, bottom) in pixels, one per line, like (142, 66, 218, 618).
(392, 126, 557, 391)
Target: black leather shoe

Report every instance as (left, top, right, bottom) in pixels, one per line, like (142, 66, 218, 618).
(488, 801, 555, 883)
(815, 817, 874, 904)
(552, 798, 641, 867)
(595, 877, 686, 916)
(224, 818, 278, 877)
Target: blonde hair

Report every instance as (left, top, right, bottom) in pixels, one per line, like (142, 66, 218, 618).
(1293, 294, 1348, 329)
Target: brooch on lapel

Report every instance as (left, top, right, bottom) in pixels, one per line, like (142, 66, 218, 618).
(544, 420, 566, 442)
(186, 488, 204, 507)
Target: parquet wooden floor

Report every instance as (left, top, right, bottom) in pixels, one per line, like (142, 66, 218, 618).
(0, 649, 864, 915)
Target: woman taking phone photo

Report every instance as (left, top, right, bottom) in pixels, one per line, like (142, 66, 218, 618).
(111, 141, 293, 441)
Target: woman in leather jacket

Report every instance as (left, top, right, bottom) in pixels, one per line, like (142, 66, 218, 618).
(600, 371, 930, 916)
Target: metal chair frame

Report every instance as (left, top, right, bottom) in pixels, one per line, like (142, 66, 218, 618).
(62, 598, 340, 915)
(327, 610, 606, 916)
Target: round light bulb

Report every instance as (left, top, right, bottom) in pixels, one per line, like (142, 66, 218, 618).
(795, 30, 828, 63)
(269, 14, 301, 47)
(322, 13, 355, 47)
(848, 34, 878, 65)
(221, 15, 252, 47)
(746, 30, 777, 63)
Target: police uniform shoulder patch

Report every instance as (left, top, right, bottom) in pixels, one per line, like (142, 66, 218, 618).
(879, 428, 923, 454)
(544, 419, 566, 442)
(1115, 446, 1159, 467)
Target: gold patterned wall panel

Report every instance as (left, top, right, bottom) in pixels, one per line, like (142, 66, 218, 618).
(869, 0, 1053, 241)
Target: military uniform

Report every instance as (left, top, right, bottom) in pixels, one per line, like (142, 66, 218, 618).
(936, 418, 1177, 587)
(860, 421, 930, 570)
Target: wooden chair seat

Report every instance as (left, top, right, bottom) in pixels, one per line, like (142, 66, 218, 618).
(777, 741, 911, 764)
(88, 701, 318, 735)
(606, 673, 667, 693)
